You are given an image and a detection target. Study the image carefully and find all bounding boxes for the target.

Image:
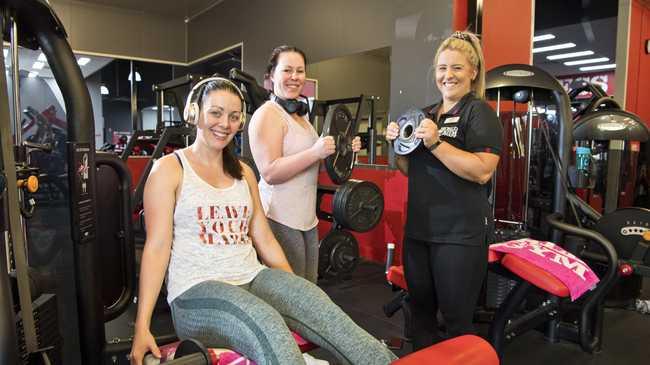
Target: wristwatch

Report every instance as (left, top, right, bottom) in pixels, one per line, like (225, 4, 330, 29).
(428, 140, 442, 152)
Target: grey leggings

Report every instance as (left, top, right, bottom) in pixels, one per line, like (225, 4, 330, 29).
(267, 219, 319, 283)
(171, 268, 396, 365)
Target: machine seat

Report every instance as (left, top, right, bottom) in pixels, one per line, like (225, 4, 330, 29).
(154, 332, 317, 364)
(499, 254, 570, 298)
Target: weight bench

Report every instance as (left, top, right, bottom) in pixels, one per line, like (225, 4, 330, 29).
(148, 333, 498, 365)
(486, 213, 619, 355)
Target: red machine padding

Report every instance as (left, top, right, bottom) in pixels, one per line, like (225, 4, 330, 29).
(157, 332, 316, 364)
(387, 265, 407, 290)
(392, 335, 499, 365)
(500, 254, 570, 298)
(488, 249, 501, 263)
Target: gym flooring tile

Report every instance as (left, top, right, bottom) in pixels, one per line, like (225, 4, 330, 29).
(319, 261, 650, 365)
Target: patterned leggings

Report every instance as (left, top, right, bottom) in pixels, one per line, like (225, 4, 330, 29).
(171, 268, 397, 365)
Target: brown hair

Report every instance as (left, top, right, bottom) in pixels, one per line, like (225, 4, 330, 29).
(434, 31, 486, 99)
(197, 79, 243, 179)
(264, 45, 308, 79)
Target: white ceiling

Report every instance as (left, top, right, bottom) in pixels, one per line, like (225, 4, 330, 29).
(533, 17, 618, 77)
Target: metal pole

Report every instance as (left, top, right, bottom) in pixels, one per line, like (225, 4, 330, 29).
(0, 14, 20, 365)
(130, 60, 138, 132)
(368, 96, 376, 164)
(492, 88, 501, 219)
(10, 18, 21, 144)
(523, 91, 534, 226)
(4, 16, 39, 354)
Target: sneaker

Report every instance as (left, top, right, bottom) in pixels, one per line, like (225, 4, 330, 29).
(636, 299, 650, 315)
(302, 353, 330, 365)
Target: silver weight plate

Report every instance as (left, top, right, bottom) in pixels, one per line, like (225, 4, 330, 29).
(394, 108, 425, 155)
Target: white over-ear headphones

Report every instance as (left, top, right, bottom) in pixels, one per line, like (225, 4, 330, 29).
(183, 76, 247, 127)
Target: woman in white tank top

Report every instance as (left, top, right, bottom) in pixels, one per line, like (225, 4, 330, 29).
(248, 45, 362, 283)
(129, 78, 397, 365)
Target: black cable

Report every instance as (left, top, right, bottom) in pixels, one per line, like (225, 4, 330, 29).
(538, 117, 583, 228)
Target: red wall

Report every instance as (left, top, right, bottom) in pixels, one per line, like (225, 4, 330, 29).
(482, 0, 533, 70)
(318, 168, 408, 266)
(626, 0, 650, 125)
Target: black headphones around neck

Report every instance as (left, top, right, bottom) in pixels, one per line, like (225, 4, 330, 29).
(271, 94, 310, 116)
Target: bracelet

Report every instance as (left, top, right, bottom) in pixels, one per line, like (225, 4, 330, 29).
(428, 140, 442, 152)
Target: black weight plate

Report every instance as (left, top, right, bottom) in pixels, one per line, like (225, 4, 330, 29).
(322, 104, 355, 184)
(394, 108, 425, 155)
(332, 179, 384, 232)
(329, 231, 359, 274)
(593, 207, 650, 260)
(319, 229, 359, 277)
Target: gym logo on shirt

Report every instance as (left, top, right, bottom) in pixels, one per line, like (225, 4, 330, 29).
(196, 205, 251, 245)
(439, 116, 459, 138)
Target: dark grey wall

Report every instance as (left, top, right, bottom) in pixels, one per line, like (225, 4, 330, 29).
(187, 0, 452, 115)
(51, 0, 186, 63)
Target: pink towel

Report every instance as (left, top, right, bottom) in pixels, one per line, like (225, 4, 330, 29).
(490, 238, 600, 301)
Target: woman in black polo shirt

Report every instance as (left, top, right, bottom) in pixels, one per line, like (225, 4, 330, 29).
(386, 31, 503, 350)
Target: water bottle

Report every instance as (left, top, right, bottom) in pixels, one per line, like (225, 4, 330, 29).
(575, 146, 591, 188)
(385, 243, 395, 274)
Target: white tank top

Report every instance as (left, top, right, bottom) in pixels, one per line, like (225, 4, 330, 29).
(252, 101, 319, 231)
(166, 150, 265, 303)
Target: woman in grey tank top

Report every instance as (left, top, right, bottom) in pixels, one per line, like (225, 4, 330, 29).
(248, 45, 362, 283)
(129, 78, 396, 365)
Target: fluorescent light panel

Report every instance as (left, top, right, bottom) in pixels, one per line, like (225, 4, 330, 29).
(533, 34, 555, 42)
(546, 50, 594, 60)
(100, 85, 109, 95)
(579, 64, 616, 71)
(533, 42, 576, 53)
(564, 57, 610, 66)
(77, 57, 90, 66)
(32, 61, 45, 70)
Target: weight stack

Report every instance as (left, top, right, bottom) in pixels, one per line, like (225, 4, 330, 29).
(485, 272, 518, 309)
(15, 294, 62, 364)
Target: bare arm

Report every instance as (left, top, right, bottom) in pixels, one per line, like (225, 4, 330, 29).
(130, 156, 180, 364)
(241, 162, 293, 273)
(432, 143, 500, 184)
(249, 106, 332, 185)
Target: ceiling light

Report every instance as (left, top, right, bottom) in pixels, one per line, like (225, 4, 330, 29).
(579, 64, 616, 71)
(533, 34, 556, 42)
(564, 57, 610, 66)
(533, 42, 576, 53)
(127, 71, 142, 82)
(77, 57, 91, 66)
(37, 53, 47, 62)
(546, 50, 594, 60)
(32, 61, 45, 70)
(28, 71, 39, 78)
(100, 85, 109, 95)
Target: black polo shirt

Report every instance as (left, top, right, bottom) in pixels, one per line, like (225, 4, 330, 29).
(405, 93, 503, 245)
